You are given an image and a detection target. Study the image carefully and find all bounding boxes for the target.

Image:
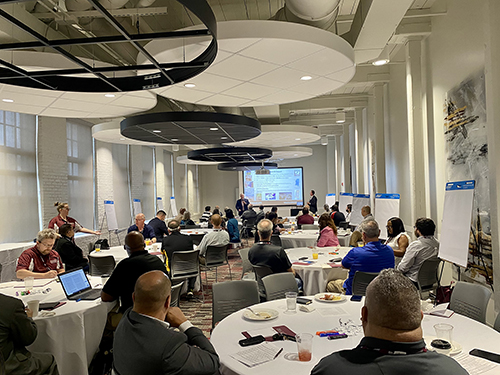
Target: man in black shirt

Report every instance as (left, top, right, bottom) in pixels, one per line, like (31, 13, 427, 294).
(148, 210, 169, 241)
(311, 269, 468, 375)
(101, 231, 167, 312)
(55, 223, 89, 271)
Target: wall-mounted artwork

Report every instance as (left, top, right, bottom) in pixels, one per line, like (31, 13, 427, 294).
(444, 70, 492, 285)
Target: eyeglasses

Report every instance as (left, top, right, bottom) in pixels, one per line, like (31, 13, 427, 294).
(39, 241, 53, 248)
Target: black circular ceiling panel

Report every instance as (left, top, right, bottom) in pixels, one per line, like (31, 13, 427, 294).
(0, 1, 217, 92)
(121, 112, 261, 144)
(217, 162, 278, 171)
(188, 147, 272, 162)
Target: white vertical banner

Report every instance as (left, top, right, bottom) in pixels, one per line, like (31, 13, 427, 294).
(350, 194, 370, 226)
(338, 192, 354, 218)
(374, 193, 401, 239)
(156, 197, 164, 211)
(104, 200, 119, 231)
(170, 196, 178, 216)
(439, 180, 475, 267)
(325, 193, 336, 208)
(133, 199, 142, 217)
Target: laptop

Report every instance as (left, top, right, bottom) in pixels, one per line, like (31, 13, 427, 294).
(58, 267, 102, 301)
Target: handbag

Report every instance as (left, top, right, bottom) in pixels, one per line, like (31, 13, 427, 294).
(94, 239, 110, 250)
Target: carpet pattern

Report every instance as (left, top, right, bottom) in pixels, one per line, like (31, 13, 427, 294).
(181, 242, 250, 337)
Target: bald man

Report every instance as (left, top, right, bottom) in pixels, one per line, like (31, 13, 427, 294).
(113, 271, 220, 375)
(101, 231, 167, 312)
(128, 213, 156, 243)
(312, 269, 467, 375)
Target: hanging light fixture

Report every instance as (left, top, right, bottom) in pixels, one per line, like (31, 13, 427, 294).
(321, 135, 328, 146)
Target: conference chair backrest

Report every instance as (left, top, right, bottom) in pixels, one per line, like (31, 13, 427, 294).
(190, 233, 205, 246)
(252, 264, 273, 297)
(494, 313, 500, 333)
(204, 245, 228, 267)
(352, 271, 379, 296)
(262, 272, 299, 301)
(212, 280, 259, 328)
(170, 249, 200, 282)
(238, 248, 253, 278)
(88, 254, 116, 276)
(416, 257, 442, 292)
(270, 235, 282, 247)
(169, 281, 184, 307)
(449, 281, 492, 324)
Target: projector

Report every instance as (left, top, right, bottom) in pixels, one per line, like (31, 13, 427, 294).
(255, 168, 270, 175)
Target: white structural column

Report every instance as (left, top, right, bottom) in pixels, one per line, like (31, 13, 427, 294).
(485, 0, 500, 310)
(343, 123, 352, 192)
(95, 141, 113, 233)
(326, 140, 336, 195)
(155, 147, 165, 208)
(129, 145, 143, 211)
(405, 37, 428, 224)
(355, 108, 366, 194)
(373, 83, 386, 193)
(335, 136, 342, 195)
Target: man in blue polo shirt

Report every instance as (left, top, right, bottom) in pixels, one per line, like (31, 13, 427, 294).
(340, 220, 394, 295)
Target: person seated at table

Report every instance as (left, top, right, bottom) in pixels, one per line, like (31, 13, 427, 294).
(0, 294, 59, 375)
(241, 204, 257, 236)
(197, 214, 229, 264)
(200, 206, 212, 222)
(317, 213, 340, 247)
(181, 211, 196, 226)
(16, 229, 65, 280)
(174, 207, 186, 224)
(249, 219, 302, 291)
(128, 213, 156, 243)
(345, 203, 352, 222)
(328, 220, 394, 295)
(271, 206, 288, 227)
(397, 218, 439, 288)
(322, 204, 331, 214)
(297, 207, 314, 227)
(48, 201, 101, 236)
(384, 217, 410, 264)
(256, 205, 266, 224)
(54, 224, 89, 272)
(312, 269, 468, 375)
(330, 203, 346, 227)
(113, 271, 220, 375)
(355, 205, 374, 231)
(148, 210, 169, 241)
(101, 231, 167, 313)
(225, 209, 240, 244)
(161, 220, 196, 300)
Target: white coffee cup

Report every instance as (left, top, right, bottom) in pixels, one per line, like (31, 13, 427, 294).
(27, 299, 40, 318)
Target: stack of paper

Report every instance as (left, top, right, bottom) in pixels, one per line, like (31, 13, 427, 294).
(230, 342, 282, 367)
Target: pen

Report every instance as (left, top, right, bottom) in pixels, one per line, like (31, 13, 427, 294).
(76, 298, 82, 302)
(273, 348, 284, 359)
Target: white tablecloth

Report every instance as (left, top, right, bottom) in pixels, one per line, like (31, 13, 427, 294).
(285, 247, 350, 295)
(89, 245, 162, 264)
(0, 277, 114, 375)
(180, 229, 213, 235)
(211, 299, 500, 375)
(280, 230, 351, 249)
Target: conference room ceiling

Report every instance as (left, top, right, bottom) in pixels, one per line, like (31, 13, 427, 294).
(0, 0, 437, 145)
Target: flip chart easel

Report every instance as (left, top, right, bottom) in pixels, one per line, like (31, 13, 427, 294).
(102, 200, 121, 245)
(338, 192, 353, 218)
(375, 193, 400, 239)
(350, 194, 370, 226)
(439, 180, 475, 268)
(157, 197, 164, 211)
(168, 196, 178, 217)
(132, 199, 142, 217)
(325, 193, 336, 208)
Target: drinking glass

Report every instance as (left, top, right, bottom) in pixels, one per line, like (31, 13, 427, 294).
(296, 333, 313, 361)
(285, 292, 297, 314)
(24, 276, 34, 292)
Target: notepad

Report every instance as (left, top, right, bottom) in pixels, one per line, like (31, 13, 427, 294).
(230, 342, 282, 367)
(453, 353, 499, 374)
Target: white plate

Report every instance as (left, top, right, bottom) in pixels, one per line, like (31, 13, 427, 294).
(314, 293, 346, 303)
(424, 336, 463, 356)
(242, 308, 279, 321)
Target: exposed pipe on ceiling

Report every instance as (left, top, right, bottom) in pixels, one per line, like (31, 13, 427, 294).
(272, 0, 340, 31)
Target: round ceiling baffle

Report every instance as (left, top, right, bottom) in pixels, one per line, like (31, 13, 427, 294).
(187, 147, 272, 163)
(217, 162, 278, 171)
(120, 112, 261, 144)
(0, 1, 217, 92)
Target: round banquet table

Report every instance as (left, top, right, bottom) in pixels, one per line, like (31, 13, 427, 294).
(280, 230, 351, 249)
(0, 277, 114, 375)
(285, 246, 350, 295)
(89, 244, 163, 264)
(210, 298, 500, 375)
(180, 228, 213, 235)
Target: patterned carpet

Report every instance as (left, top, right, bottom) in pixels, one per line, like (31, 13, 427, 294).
(181, 241, 251, 337)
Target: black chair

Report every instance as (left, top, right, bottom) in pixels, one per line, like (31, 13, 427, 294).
(170, 280, 185, 307)
(185, 224, 201, 229)
(200, 245, 232, 285)
(352, 271, 379, 296)
(240, 217, 257, 245)
(190, 233, 205, 246)
(88, 255, 116, 276)
(252, 264, 273, 300)
(270, 235, 282, 247)
(170, 249, 203, 302)
(338, 221, 349, 230)
(416, 257, 442, 299)
(212, 280, 259, 328)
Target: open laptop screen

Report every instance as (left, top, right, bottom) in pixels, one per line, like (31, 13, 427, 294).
(59, 268, 91, 297)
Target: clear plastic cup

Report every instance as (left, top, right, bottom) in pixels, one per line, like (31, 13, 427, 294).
(434, 323, 453, 343)
(312, 247, 319, 260)
(296, 333, 313, 361)
(285, 292, 297, 314)
(95, 243, 101, 252)
(24, 276, 34, 292)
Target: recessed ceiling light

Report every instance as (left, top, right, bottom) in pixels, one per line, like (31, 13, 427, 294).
(294, 154, 298, 156)
(184, 83, 196, 88)
(171, 138, 179, 141)
(221, 136, 228, 139)
(295, 138, 301, 141)
(104, 94, 115, 98)
(153, 130, 161, 133)
(2, 99, 13, 103)
(210, 127, 218, 131)
(300, 75, 312, 81)
(336, 112, 346, 123)
(372, 59, 389, 66)
(120, 137, 126, 140)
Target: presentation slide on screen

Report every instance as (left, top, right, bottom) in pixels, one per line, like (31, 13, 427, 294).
(243, 168, 304, 206)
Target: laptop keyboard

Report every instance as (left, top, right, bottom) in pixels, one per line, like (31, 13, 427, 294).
(77, 289, 102, 300)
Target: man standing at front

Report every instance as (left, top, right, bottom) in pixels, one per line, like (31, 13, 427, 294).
(397, 218, 439, 286)
(312, 269, 467, 375)
(308, 190, 318, 214)
(113, 271, 220, 375)
(236, 193, 249, 216)
(16, 229, 64, 279)
(340, 220, 394, 295)
(101, 231, 167, 313)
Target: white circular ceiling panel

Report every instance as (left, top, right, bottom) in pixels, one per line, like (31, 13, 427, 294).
(224, 125, 320, 147)
(142, 21, 355, 107)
